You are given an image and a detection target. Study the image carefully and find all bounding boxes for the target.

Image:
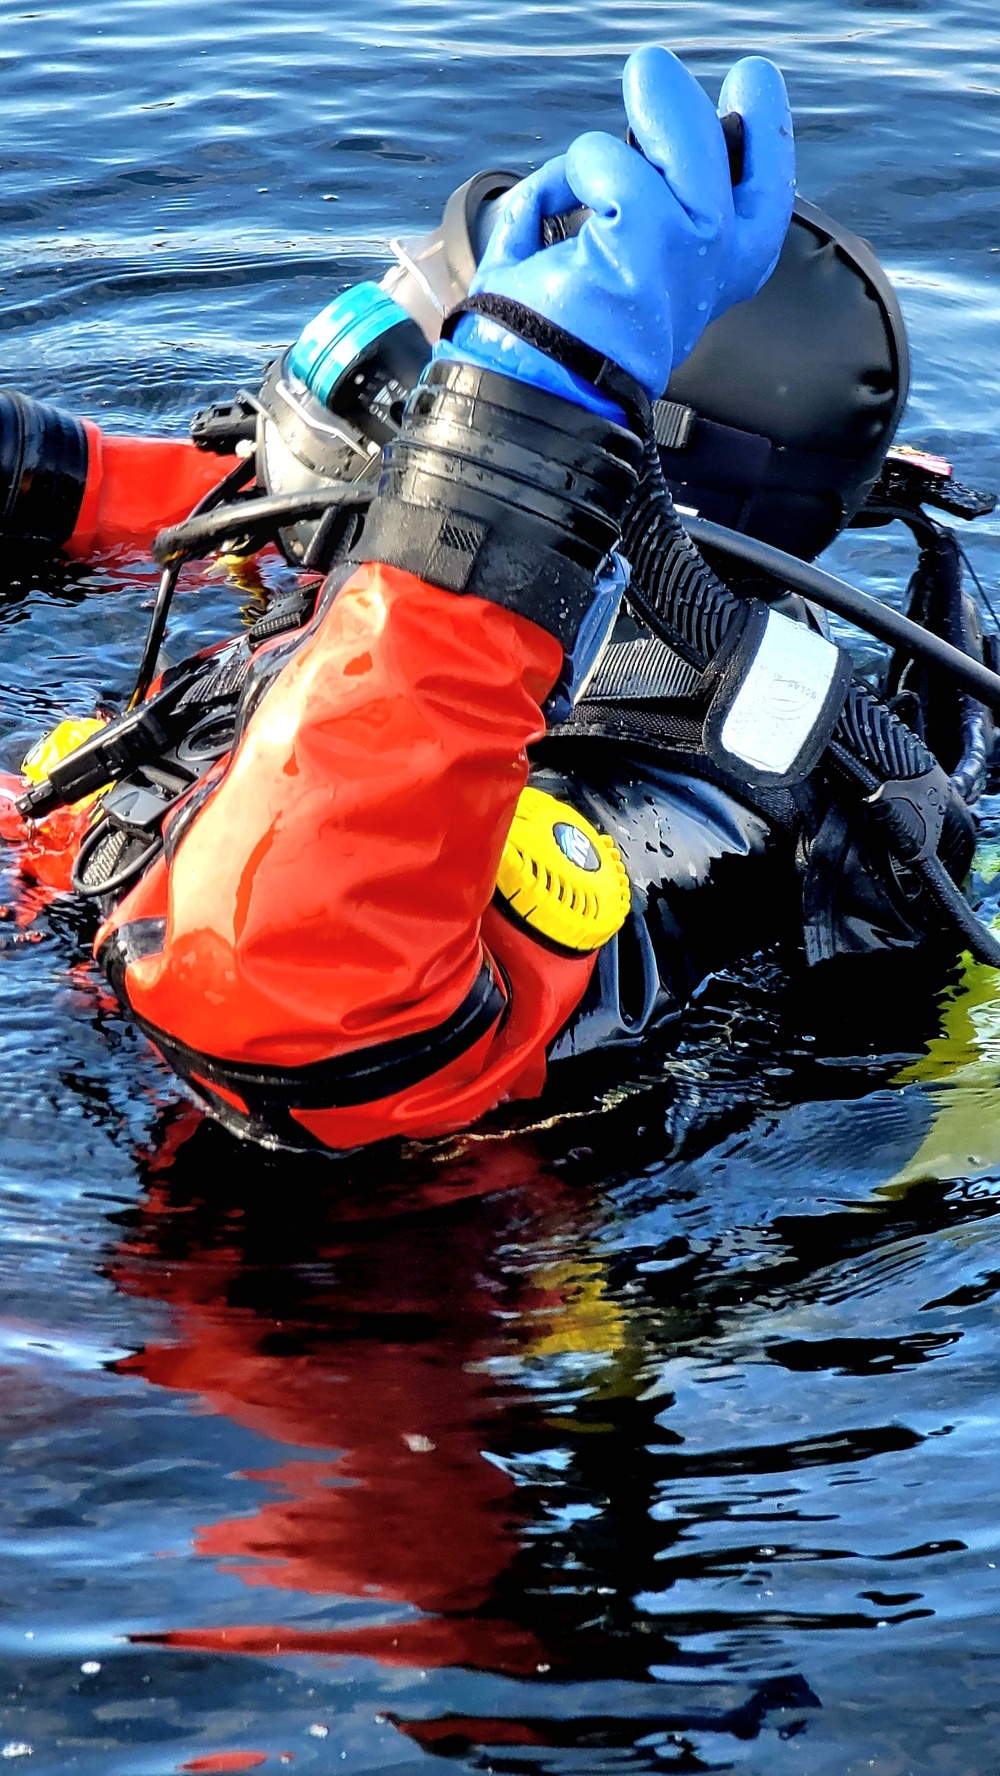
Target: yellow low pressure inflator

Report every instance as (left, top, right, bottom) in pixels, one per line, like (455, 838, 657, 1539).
(21, 717, 108, 810)
(496, 786, 630, 953)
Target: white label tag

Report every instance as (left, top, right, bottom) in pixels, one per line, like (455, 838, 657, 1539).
(719, 610, 841, 776)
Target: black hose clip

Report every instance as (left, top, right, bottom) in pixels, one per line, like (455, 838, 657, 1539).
(865, 765, 951, 865)
(189, 394, 258, 456)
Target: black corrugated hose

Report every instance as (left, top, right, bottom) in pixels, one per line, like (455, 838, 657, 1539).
(620, 433, 1000, 968)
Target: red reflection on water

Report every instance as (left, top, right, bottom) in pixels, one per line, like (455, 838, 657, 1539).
(114, 1116, 577, 1677)
(180, 1754, 272, 1772)
(0, 772, 91, 913)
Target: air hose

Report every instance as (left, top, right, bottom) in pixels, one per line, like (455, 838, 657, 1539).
(683, 513, 1000, 716)
(131, 477, 370, 704)
(619, 434, 1000, 967)
(130, 454, 257, 706)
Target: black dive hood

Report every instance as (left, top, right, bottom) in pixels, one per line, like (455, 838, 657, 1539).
(384, 182, 909, 565)
(662, 196, 910, 561)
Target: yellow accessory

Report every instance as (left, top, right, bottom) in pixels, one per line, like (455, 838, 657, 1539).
(21, 717, 108, 808)
(202, 552, 266, 594)
(496, 785, 630, 952)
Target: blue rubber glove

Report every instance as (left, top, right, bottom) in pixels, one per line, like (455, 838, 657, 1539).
(438, 46, 794, 419)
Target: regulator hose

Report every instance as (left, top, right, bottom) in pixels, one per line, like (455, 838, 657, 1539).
(133, 477, 370, 705)
(131, 454, 257, 707)
(683, 512, 1000, 715)
(150, 483, 370, 567)
(620, 435, 1000, 967)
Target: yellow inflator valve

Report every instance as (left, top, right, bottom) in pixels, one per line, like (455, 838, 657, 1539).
(495, 785, 631, 953)
(21, 717, 108, 808)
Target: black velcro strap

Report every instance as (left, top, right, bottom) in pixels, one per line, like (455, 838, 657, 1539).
(443, 294, 653, 437)
(99, 927, 507, 1115)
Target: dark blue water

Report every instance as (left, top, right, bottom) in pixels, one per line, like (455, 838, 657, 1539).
(3, 1, 1000, 1770)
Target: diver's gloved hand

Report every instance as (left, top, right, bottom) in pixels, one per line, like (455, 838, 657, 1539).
(440, 46, 794, 420)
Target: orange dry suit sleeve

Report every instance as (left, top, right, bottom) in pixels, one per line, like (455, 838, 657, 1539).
(0, 389, 235, 557)
(67, 424, 238, 557)
(100, 568, 595, 1148)
(97, 361, 642, 1149)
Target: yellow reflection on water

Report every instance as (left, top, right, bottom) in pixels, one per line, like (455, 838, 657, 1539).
(887, 934, 1000, 1189)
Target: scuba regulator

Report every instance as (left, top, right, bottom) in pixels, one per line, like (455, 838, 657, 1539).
(190, 170, 520, 566)
(251, 283, 429, 565)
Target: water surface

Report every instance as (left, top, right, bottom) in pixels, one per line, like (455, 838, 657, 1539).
(2, 0, 1000, 1769)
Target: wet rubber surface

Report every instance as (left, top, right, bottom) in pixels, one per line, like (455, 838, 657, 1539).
(3, 0, 1000, 1769)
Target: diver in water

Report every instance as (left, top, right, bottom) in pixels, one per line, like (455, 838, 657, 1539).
(0, 45, 998, 1152)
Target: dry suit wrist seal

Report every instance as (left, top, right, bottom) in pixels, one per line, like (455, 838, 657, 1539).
(353, 358, 643, 650)
(0, 390, 89, 546)
(441, 294, 654, 436)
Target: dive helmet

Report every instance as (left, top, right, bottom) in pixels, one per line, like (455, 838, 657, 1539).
(659, 196, 910, 560)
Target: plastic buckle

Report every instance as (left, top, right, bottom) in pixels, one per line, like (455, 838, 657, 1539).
(100, 775, 182, 837)
(874, 446, 997, 520)
(544, 553, 629, 726)
(190, 396, 258, 455)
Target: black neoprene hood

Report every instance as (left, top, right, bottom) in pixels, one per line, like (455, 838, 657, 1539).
(662, 196, 910, 559)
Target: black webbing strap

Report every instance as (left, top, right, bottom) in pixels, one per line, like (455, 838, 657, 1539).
(442, 293, 653, 436)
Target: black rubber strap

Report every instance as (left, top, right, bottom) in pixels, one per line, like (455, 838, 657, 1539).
(442, 294, 653, 436)
(99, 926, 508, 1114)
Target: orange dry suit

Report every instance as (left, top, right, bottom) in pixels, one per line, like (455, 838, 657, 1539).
(0, 391, 237, 560)
(1, 368, 980, 1150)
(88, 360, 786, 1151)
